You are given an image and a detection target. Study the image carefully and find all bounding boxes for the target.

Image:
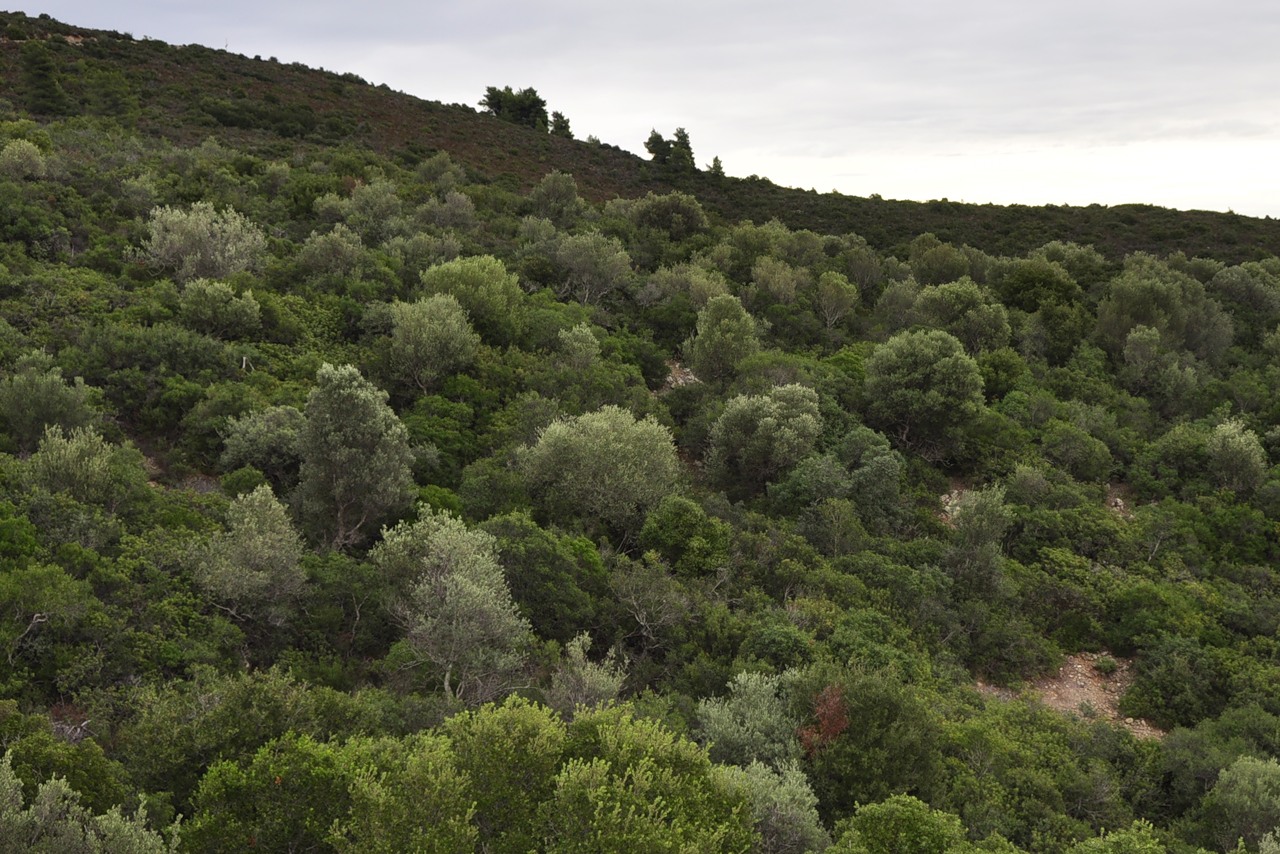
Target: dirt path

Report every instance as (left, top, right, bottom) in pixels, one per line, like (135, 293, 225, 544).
(978, 652, 1164, 740)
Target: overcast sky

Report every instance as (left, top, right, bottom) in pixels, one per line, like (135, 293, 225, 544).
(22, 1, 1280, 217)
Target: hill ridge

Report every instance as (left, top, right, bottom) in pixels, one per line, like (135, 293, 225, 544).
(1, 9, 1278, 261)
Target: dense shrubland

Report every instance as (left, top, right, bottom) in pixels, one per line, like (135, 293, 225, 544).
(5, 12, 1280, 853)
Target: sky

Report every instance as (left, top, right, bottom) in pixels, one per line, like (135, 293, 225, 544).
(19, 1, 1280, 217)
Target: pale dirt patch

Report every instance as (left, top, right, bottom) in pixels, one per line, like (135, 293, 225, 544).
(1106, 482, 1134, 520)
(938, 479, 969, 527)
(977, 652, 1164, 740)
(179, 473, 222, 494)
(661, 359, 699, 391)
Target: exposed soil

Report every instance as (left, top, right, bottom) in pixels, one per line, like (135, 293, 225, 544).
(978, 652, 1164, 740)
(938, 479, 969, 527)
(661, 359, 699, 391)
(1106, 482, 1135, 520)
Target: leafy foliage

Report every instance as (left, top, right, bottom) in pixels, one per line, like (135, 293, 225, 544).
(296, 363, 414, 550)
(373, 508, 531, 703)
(481, 85, 550, 130)
(520, 405, 681, 535)
(0, 12, 1279, 851)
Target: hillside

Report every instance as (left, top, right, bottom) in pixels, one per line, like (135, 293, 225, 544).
(3, 10, 1280, 853)
(2, 10, 1279, 262)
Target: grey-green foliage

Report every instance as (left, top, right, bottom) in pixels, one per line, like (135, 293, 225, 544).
(315, 178, 409, 245)
(752, 256, 809, 303)
(219, 404, 306, 492)
(638, 263, 730, 309)
(952, 485, 1011, 551)
(0, 752, 176, 853)
(909, 233, 970, 286)
(296, 364, 414, 550)
(386, 233, 462, 283)
(629, 191, 710, 243)
(870, 277, 922, 335)
(194, 485, 305, 626)
(116, 174, 158, 218)
(372, 508, 530, 703)
(141, 201, 266, 283)
(813, 271, 859, 329)
(805, 498, 873, 561)
(545, 633, 627, 719)
(708, 384, 822, 499)
(947, 486, 1011, 598)
(863, 329, 984, 458)
(1032, 240, 1109, 295)
(415, 151, 467, 194)
(418, 190, 477, 232)
(913, 278, 1010, 354)
(835, 240, 884, 294)
(837, 423, 891, 466)
(528, 170, 586, 228)
(1119, 324, 1201, 411)
(297, 224, 366, 283)
(419, 255, 525, 345)
(1202, 755, 1280, 852)
(696, 671, 801, 770)
(26, 427, 146, 515)
(767, 453, 854, 513)
(847, 451, 903, 525)
(609, 553, 692, 652)
(520, 405, 682, 534)
(176, 279, 260, 340)
(686, 294, 760, 384)
(556, 323, 600, 372)
(1210, 263, 1280, 344)
(1167, 253, 1226, 282)
(1096, 252, 1233, 365)
(517, 215, 558, 248)
(1040, 419, 1114, 483)
(839, 426, 905, 533)
(551, 231, 634, 305)
(388, 294, 479, 392)
(0, 351, 97, 452)
(722, 761, 831, 854)
(1207, 418, 1267, 494)
(0, 139, 45, 180)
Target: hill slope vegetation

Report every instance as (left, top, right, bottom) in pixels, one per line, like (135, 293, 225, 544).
(2, 10, 1280, 853)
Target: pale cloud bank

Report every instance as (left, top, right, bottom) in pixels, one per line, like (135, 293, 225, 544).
(22, 0, 1280, 216)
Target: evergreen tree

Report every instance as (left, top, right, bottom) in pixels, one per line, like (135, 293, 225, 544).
(0, 753, 176, 853)
(195, 485, 305, 627)
(549, 111, 572, 139)
(19, 41, 70, 115)
(480, 86, 549, 130)
(0, 351, 97, 453)
(686, 294, 761, 384)
(387, 294, 479, 393)
(708, 385, 822, 499)
(296, 364, 414, 550)
(520, 405, 682, 535)
(373, 509, 530, 703)
(863, 329, 985, 459)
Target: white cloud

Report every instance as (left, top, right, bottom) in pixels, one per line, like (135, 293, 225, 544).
(22, 0, 1280, 216)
